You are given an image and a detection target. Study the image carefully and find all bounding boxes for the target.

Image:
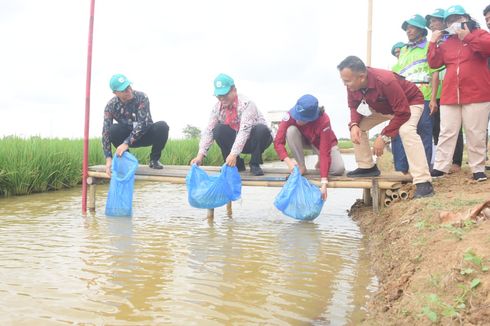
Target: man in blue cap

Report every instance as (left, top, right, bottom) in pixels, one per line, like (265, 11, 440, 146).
(274, 94, 345, 201)
(190, 73, 272, 176)
(102, 74, 169, 177)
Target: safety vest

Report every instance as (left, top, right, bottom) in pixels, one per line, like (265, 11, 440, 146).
(392, 40, 437, 100)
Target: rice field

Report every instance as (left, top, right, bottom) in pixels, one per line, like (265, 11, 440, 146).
(0, 136, 352, 197)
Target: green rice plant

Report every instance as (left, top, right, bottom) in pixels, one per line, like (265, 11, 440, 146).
(0, 136, 281, 197)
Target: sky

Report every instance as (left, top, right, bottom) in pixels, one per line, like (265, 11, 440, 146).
(1, 0, 488, 140)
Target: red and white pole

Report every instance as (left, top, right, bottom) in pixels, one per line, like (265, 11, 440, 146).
(82, 0, 95, 214)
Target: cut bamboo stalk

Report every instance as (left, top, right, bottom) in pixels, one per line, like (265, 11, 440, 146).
(384, 198, 392, 206)
(399, 190, 409, 200)
(207, 208, 214, 220)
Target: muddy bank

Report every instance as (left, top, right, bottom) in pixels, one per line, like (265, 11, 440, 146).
(350, 169, 490, 325)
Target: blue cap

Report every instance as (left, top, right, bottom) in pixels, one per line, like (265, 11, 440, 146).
(109, 74, 131, 92)
(444, 5, 468, 20)
(213, 73, 235, 96)
(289, 95, 320, 122)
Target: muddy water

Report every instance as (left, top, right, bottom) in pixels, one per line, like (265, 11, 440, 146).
(0, 156, 376, 325)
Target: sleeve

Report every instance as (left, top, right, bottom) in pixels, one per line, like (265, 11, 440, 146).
(380, 82, 412, 137)
(318, 122, 334, 179)
(128, 94, 152, 145)
(198, 105, 220, 156)
(102, 102, 114, 158)
(464, 29, 490, 56)
(273, 115, 292, 161)
(427, 41, 445, 69)
(230, 101, 257, 155)
(347, 91, 362, 128)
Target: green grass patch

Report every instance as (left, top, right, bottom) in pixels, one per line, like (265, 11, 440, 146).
(0, 136, 281, 197)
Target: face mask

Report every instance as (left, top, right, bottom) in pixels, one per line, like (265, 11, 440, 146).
(444, 22, 463, 35)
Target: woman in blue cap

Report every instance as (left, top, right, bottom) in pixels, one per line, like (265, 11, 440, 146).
(274, 94, 345, 200)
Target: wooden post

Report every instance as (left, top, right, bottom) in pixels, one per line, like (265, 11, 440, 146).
(87, 176, 96, 212)
(372, 179, 380, 214)
(207, 208, 214, 220)
(363, 188, 372, 205)
(226, 202, 232, 217)
(88, 184, 96, 212)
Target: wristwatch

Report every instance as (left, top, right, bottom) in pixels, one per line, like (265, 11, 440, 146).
(380, 135, 391, 144)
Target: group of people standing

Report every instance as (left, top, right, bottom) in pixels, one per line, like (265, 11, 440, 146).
(101, 4, 490, 202)
(389, 4, 490, 185)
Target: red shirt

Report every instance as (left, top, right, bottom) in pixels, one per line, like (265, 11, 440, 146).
(427, 29, 490, 105)
(274, 112, 338, 178)
(346, 67, 424, 137)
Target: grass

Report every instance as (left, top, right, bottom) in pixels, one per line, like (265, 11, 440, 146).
(0, 136, 288, 197)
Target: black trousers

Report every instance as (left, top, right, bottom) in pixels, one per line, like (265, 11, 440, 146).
(212, 123, 272, 165)
(109, 121, 169, 161)
(432, 103, 464, 166)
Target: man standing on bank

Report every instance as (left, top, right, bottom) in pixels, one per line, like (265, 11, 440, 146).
(102, 74, 169, 177)
(190, 73, 272, 176)
(337, 56, 434, 198)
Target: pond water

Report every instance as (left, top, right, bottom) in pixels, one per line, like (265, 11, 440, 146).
(0, 155, 376, 325)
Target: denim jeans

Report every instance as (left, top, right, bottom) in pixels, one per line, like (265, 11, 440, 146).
(392, 101, 433, 172)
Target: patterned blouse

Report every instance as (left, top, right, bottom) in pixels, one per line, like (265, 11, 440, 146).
(198, 94, 269, 156)
(102, 90, 153, 158)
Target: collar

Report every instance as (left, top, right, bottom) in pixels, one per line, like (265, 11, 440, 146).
(406, 38, 427, 49)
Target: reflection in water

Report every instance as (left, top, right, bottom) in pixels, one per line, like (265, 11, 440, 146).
(0, 155, 376, 325)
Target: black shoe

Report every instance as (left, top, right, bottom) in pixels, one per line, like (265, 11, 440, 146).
(236, 157, 246, 172)
(346, 165, 380, 178)
(473, 172, 487, 182)
(485, 166, 490, 171)
(250, 164, 264, 176)
(430, 169, 445, 178)
(414, 182, 434, 199)
(149, 160, 163, 169)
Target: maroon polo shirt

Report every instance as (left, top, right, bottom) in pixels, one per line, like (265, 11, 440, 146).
(346, 67, 424, 137)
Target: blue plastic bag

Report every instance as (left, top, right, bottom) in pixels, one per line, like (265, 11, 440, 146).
(186, 164, 242, 209)
(274, 166, 324, 221)
(105, 152, 139, 217)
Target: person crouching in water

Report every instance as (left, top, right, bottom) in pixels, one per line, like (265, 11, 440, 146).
(274, 94, 345, 201)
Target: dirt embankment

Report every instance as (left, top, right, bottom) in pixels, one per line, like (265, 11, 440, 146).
(351, 167, 490, 325)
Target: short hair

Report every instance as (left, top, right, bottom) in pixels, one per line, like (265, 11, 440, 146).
(484, 5, 490, 16)
(337, 56, 367, 73)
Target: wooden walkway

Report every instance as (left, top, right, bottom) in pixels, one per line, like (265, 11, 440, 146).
(87, 165, 413, 214)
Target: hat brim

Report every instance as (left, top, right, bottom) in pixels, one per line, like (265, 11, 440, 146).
(214, 86, 231, 96)
(289, 107, 320, 122)
(114, 80, 131, 92)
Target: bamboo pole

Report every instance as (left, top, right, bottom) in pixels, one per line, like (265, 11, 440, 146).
(367, 0, 373, 65)
(87, 172, 402, 190)
(82, 0, 96, 214)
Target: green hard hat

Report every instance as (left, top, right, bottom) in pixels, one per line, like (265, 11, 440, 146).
(391, 42, 405, 57)
(425, 8, 445, 26)
(402, 14, 428, 31)
(444, 5, 468, 20)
